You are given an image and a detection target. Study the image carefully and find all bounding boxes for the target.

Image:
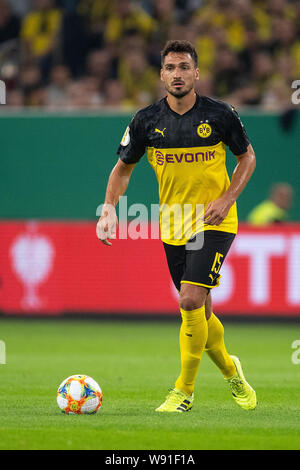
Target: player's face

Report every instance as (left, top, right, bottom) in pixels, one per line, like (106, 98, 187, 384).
(161, 52, 199, 98)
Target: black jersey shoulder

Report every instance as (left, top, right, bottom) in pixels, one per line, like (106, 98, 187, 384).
(133, 98, 166, 125)
(197, 95, 236, 117)
(117, 99, 166, 164)
(198, 96, 250, 155)
(198, 95, 247, 132)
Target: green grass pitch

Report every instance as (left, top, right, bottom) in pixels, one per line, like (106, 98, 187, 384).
(0, 318, 299, 450)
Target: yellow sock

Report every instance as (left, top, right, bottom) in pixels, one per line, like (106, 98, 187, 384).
(205, 313, 236, 378)
(175, 306, 208, 395)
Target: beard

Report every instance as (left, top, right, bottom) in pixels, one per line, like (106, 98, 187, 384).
(166, 83, 194, 98)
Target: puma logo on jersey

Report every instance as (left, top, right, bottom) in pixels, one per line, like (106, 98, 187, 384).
(155, 128, 166, 137)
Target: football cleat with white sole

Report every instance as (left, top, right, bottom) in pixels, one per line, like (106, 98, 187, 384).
(155, 388, 194, 413)
(226, 355, 257, 410)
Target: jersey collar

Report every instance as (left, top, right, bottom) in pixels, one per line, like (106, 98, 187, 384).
(163, 93, 200, 117)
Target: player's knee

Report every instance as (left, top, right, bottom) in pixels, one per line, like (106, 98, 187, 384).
(179, 294, 204, 311)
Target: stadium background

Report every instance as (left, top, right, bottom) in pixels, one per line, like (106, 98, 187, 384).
(0, 0, 300, 453)
(0, 0, 299, 317)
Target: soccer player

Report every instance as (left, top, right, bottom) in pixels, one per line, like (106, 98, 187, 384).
(97, 40, 257, 412)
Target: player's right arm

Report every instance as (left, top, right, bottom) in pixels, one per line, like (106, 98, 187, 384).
(96, 159, 136, 246)
(97, 110, 146, 246)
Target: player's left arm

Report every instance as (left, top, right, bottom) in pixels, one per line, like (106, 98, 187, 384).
(204, 143, 256, 226)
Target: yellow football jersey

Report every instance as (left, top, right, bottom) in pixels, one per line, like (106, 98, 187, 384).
(118, 95, 250, 245)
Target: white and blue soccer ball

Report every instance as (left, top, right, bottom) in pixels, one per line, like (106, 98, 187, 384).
(57, 375, 103, 414)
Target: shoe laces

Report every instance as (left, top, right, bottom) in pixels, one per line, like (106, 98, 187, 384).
(229, 377, 246, 395)
(165, 388, 185, 405)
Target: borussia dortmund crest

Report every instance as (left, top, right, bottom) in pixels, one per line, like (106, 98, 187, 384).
(197, 122, 212, 138)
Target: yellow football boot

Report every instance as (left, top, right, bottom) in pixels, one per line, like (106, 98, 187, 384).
(155, 388, 194, 413)
(226, 355, 257, 410)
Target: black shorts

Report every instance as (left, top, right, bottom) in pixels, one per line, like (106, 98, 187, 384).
(163, 230, 235, 292)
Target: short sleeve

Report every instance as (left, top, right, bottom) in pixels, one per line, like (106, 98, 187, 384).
(117, 111, 146, 164)
(223, 105, 250, 156)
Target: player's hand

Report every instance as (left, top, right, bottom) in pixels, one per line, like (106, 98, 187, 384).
(204, 196, 234, 226)
(96, 204, 118, 246)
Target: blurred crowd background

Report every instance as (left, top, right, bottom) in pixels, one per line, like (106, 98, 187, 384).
(0, 0, 299, 110)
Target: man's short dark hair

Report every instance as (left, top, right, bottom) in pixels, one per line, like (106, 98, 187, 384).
(161, 40, 198, 67)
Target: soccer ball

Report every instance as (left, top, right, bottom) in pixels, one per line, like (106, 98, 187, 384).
(57, 374, 103, 414)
